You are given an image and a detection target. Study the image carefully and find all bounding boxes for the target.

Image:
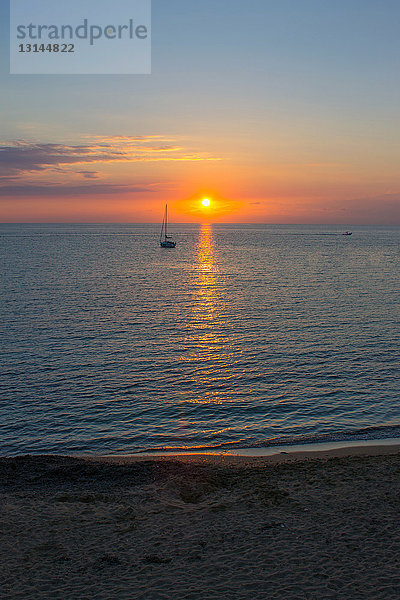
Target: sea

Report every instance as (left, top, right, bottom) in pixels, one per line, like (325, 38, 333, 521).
(1, 223, 399, 456)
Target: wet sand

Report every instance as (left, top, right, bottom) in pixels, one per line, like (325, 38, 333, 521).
(1, 446, 400, 599)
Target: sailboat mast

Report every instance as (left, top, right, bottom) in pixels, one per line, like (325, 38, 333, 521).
(159, 208, 164, 243)
(159, 203, 176, 248)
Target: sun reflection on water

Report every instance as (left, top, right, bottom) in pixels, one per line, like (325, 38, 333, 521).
(182, 224, 239, 406)
(195, 224, 219, 323)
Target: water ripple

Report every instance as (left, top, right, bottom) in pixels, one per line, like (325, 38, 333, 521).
(1, 223, 399, 455)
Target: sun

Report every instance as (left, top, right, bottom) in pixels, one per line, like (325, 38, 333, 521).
(202, 198, 211, 207)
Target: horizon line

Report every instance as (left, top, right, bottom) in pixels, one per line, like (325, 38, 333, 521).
(1, 222, 399, 227)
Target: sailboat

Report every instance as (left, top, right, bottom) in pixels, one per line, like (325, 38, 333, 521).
(160, 204, 176, 248)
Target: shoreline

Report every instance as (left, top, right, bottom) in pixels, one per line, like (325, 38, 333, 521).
(4, 436, 400, 464)
(109, 437, 400, 463)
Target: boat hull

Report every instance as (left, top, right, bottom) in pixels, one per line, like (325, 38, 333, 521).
(160, 241, 176, 248)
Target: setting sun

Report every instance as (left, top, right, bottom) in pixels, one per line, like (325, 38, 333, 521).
(202, 198, 211, 207)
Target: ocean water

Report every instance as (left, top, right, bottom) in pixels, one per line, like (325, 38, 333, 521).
(1, 223, 399, 456)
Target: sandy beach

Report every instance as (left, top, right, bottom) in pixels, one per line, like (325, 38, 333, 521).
(1, 446, 400, 600)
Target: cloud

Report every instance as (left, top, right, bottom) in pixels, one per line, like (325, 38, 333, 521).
(0, 183, 157, 197)
(341, 192, 400, 222)
(76, 170, 99, 179)
(0, 135, 220, 199)
(356, 191, 400, 203)
(0, 136, 220, 177)
(0, 175, 18, 182)
(344, 191, 400, 210)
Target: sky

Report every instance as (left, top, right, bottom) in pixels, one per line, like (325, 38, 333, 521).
(1, 0, 400, 224)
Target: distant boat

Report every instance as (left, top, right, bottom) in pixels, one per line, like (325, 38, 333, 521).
(342, 231, 353, 236)
(160, 204, 176, 248)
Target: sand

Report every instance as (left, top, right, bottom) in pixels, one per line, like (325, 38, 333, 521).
(1, 447, 400, 600)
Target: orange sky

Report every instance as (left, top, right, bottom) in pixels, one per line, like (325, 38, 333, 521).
(0, 0, 400, 225)
(1, 135, 399, 224)
(1, 0, 400, 224)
